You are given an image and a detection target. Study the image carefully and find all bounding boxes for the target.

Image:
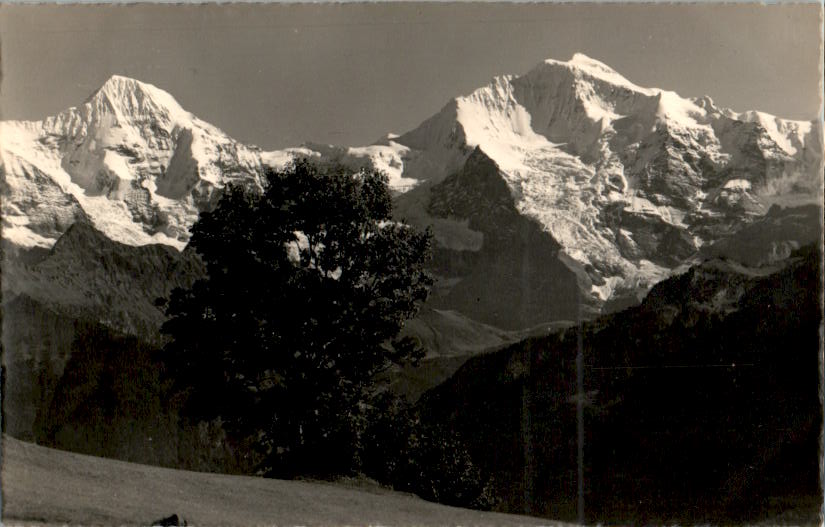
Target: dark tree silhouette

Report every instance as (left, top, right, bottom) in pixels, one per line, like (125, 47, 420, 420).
(162, 159, 433, 476)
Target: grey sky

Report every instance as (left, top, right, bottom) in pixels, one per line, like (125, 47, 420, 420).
(1, 3, 821, 150)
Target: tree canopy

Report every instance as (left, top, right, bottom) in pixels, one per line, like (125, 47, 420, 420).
(162, 160, 433, 475)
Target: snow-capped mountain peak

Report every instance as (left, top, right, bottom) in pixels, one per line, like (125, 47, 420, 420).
(86, 74, 188, 122)
(2, 75, 264, 250)
(385, 55, 821, 307)
(39, 76, 196, 149)
(545, 52, 649, 94)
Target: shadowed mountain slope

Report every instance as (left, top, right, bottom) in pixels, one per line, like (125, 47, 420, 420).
(420, 244, 823, 524)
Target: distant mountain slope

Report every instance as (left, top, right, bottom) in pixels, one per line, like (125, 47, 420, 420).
(1, 435, 567, 527)
(420, 245, 822, 524)
(3, 221, 203, 340)
(700, 203, 822, 265)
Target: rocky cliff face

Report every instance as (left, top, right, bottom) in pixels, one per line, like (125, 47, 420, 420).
(421, 148, 590, 329)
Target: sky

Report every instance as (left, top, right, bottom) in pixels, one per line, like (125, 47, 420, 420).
(0, 3, 822, 150)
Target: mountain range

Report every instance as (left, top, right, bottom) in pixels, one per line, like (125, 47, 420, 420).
(3, 54, 821, 332)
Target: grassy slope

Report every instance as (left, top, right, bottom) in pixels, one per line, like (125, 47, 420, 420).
(1, 436, 566, 527)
